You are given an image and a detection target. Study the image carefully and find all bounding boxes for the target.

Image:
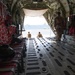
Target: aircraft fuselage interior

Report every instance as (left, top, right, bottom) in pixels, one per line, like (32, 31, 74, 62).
(0, 0, 75, 75)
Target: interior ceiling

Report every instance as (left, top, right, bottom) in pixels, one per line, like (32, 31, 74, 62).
(5, 0, 69, 7)
(4, 0, 75, 17)
(2, 0, 75, 29)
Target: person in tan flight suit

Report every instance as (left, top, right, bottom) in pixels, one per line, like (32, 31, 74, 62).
(37, 32, 43, 38)
(27, 32, 31, 38)
(54, 12, 65, 41)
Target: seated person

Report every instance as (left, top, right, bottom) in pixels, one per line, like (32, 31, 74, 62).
(0, 17, 16, 61)
(27, 32, 31, 38)
(37, 32, 43, 38)
(0, 14, 22, 61)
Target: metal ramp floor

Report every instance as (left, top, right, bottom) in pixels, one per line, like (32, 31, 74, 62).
(24, 37, 75, 75)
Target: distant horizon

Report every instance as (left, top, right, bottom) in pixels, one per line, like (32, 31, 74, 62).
(24, 24, 50, 30)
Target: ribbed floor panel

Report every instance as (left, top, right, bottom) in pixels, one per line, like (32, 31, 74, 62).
(24, 36, 75, 75)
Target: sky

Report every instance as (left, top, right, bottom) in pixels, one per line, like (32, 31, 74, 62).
(24, 16, 48, 25)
